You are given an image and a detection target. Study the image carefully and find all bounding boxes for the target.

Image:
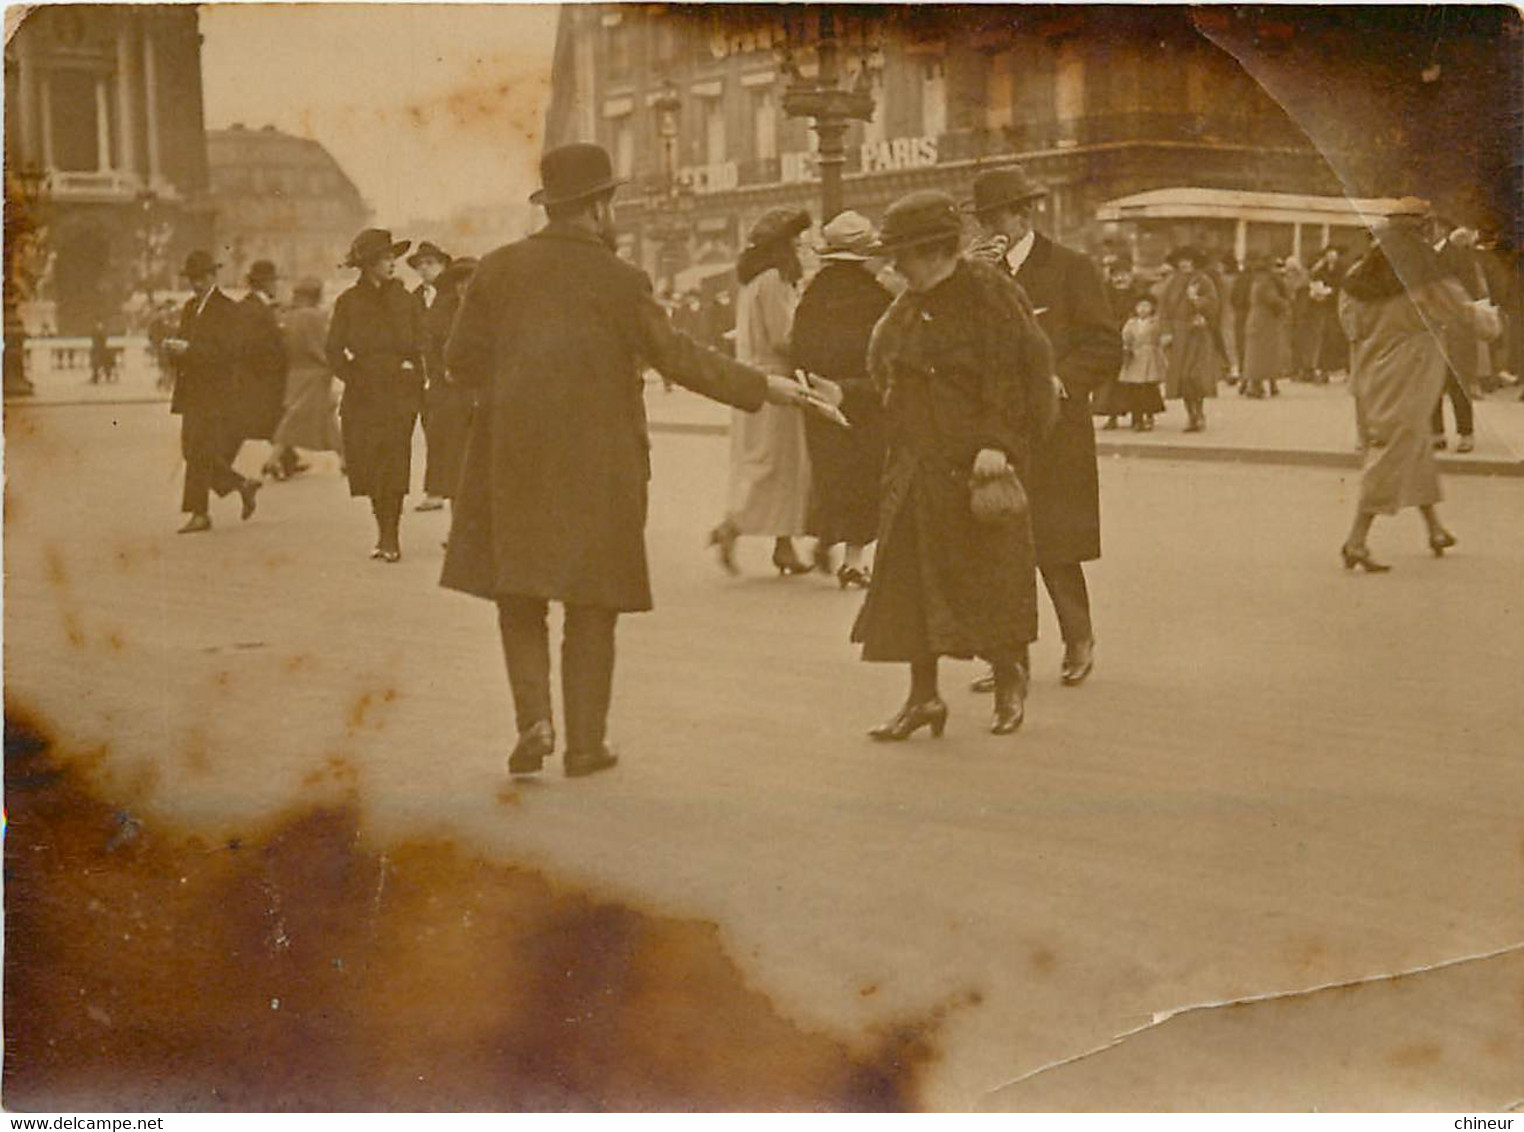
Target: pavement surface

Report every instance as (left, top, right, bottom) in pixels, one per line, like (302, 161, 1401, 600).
(4, 400, 1523, 1110)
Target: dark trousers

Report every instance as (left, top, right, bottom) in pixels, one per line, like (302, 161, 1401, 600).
(496, 597, 619, 753)
(180, 411, 246, 515)
(1039, 561, 1093, 646)
(1430, 371, 1474, 437)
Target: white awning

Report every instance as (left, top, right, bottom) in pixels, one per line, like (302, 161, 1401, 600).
(1095, 187, 1409, 228)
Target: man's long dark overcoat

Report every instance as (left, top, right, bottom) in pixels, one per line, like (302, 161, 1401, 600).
(1008, 234, 1122, 566)
(440, 224, 769, 613)
(169, 290, 243, 419)
(235, 294, 288, 441)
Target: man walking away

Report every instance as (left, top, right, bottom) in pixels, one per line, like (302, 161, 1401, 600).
(442, 143, 819, 781)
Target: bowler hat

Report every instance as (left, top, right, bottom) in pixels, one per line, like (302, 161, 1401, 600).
(746, 207, 811, 250)
(870, 191, 963, 255)
(344, 228, 411, 269)
(407, 241, 452, 269)
(817, 211, 877, 261)
(965, 165, 1048, 215)
(180, 249, 220, 278)
(529, 143, 625, 207)
(247, 259, 278, 287)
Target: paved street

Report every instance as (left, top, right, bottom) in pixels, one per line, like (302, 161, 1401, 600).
(6, 400, 1524, 1110)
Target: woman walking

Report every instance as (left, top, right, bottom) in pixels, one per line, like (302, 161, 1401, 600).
(269, 278, 343, 475)
(1157, 247, 1225, 431)
(850, 192, 1057, 739)
(1241, 254, 1290, 399)
(327, 228, 424, 563)
(419, 255, 479, 506)
(1338, 200, 1477, 571)
(791, 211, 892, 588)
(709, 208, 815, 576)
(1115, 296, 1168, 430)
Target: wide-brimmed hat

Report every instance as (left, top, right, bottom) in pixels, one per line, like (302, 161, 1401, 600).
(439, 256, 479, 287)
(246, 259, 278, 287)
(407, 241, 452, 269)
(530, 143, 625, 207)
(817, 211, 877, 261)
(746, 207, 811, 251)
(965, 165, 1048, 216)
(870, 191, 963, 256)
(344, 228, 411, 269)
(180, 249, 220, 278)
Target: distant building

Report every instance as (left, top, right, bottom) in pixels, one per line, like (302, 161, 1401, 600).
(543, 6, 1519, 282)
(207, 124, 371, 293)
(4, 4, 214, 334)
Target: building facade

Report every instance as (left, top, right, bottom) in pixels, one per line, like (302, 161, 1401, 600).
(206, 124, 371, 293)
(4, 4, 214, 333)
(543, 5, 1348, 285)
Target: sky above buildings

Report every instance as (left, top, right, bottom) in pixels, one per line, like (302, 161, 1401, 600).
(200, 3, 560, 226)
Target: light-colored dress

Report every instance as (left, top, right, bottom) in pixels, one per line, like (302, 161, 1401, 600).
(727, 268, 811, 535)
(1340, 273, 1471, 515)
(274, 304, 343, 454)
(1119, 315, 1167, 384)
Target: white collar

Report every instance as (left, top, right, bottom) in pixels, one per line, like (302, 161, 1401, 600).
(1005, 230, 1037, 275)
(194, 288, 219, 317)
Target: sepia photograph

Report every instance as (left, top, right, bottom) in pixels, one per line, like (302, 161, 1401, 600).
(3, 0, 1523, 1114)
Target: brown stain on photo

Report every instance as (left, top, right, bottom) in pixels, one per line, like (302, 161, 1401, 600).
(4, 708, 953, 1111)
(1385, 1040, 1444, 1070)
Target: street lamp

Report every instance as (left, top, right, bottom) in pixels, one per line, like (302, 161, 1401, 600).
(646, 77, 692, 289)
(779, 8, 878, 222)
(4, 163, 49, 397)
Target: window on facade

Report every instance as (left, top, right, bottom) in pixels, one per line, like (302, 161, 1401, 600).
(611, 116, 635, 178)
(49, 69, 103, 171)
(862, 70, 888, 145)
(751, 87, 776, 160)
(1055, 43, 1085, 125)
(703, 97, 726, 165)
(920, 58, 947, 138)
(606, 23, 631, 81)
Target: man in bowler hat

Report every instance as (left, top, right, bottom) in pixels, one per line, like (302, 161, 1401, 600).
(238, 260, 292, 479)
(966, 166, 1121, 689)
(165, 250, 261, 533)
(441, 142, 821, 779)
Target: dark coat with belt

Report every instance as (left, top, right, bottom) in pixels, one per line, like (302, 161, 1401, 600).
(851, 259, 1057, 662)
(169, 290, 243, 419)
(236, 294, 288, 441)
(1007, 234, 1121, 566)
(440, 222, 770, 613)
(791, 260, 893, 547)
(326, 277, 423, 498)
(416, 283, 472, 498)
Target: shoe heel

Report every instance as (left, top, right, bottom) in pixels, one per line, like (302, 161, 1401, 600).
(931, 714, 947, 738)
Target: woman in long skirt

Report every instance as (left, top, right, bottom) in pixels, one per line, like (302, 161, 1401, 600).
(791, 211, 892, 587)
(1338, 203, 1476, 571)
(1240, 256, 1290, 399)
(1157, 247, 1226, 431)
(709, 208, 814, 576)
(269, 278, 343, 475)
(327, 228, 424, 563)
(850, 191, 1056, 739)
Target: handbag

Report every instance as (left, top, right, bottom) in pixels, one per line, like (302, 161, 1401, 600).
(969, 467, 1028, 526)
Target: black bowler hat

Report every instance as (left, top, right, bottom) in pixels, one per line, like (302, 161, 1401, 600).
(529, 142, 625, 207)
(407, 241, 452, 269)
(343, 228, 411, 269)
(870, 191, 964, 255)
(180, 249, 220, 278)
(965, 165, 1049, 215)
(246, 259, 278, 287)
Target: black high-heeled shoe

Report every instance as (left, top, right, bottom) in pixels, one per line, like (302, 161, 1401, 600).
(772, 543, 811, 576)
(1341, 543, 1391, 573)
(836, 565, 870, 589)
(1428, 529, 1458, 557)
(868, 698, 949, 742)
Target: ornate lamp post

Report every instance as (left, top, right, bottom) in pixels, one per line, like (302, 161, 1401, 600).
(779, 8, 878, 222)
(4, 163, 49, 397)
(646, 77, 692, 290)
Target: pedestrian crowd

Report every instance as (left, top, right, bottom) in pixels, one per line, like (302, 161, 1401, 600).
(160, 140, 1508, 781)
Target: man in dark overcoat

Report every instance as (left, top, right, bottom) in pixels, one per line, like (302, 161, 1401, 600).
(967, 166, 1122, 688)
(238, 260, 291, 477)
(166, 250, 260, 534)
(441, 143, 819, 780)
